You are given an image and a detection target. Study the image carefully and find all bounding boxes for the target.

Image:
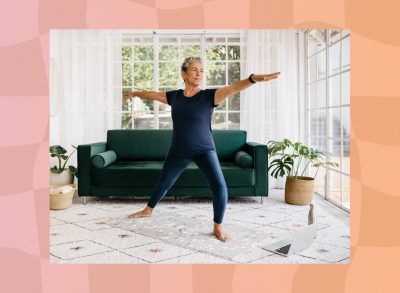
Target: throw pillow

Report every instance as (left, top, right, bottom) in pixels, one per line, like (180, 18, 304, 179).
(91, 150, 117, 169)
(234, 151, 253, 168)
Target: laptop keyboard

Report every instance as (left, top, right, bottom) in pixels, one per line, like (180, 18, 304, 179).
(276, 244, 291, 254)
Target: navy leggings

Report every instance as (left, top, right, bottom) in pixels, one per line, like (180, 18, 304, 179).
(147, 149, 228, 224)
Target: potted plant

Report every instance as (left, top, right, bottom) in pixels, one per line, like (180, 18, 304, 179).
(50, 145, 78, 185)
(267, 139, 339, 205)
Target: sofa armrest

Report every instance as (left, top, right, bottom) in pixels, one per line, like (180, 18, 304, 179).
(77, 142, 107, 196)
(243, 142, 268, 196)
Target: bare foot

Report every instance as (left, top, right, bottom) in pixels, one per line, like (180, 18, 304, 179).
(213, 228, 230, 242)
(127, 209, 152, 219)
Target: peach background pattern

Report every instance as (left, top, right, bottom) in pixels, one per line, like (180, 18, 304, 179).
(1, 0, 400, 292)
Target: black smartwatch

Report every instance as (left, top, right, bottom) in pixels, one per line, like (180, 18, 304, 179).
(248, 74, 257, 83)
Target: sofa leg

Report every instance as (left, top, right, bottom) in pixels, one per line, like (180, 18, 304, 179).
(83, 196, 86, 205)
(260, 195, 263, 204)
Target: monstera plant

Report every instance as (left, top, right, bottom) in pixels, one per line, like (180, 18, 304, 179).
(50, 145, 78, 185)
(267, 139, 339, 205)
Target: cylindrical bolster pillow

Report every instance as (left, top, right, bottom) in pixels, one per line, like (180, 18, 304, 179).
(234, 151, 253, 168)
(91, 150, 117, 169)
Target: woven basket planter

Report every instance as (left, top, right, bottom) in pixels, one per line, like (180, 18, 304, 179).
(284, 176, 314, 205)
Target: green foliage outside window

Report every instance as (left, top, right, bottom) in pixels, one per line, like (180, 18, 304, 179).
(121, 41, 240, 129)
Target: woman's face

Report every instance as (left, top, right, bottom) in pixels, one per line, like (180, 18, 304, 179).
(182, 61, 203, 87)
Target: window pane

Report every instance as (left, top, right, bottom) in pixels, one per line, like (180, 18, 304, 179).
(317, 79, 326, 108)
(343, 106, 350, 140)
(159, 45, 178, 61)
(180, 45, 201, 58)
(122, 46, 132, 61)
(211, 112, 226, 129)
(227, 37, 240, 42)
(228, 112, 240, 129)
(206, 45, 226, 60)
(228, 62, 240, 84)
(206, 62, 226, 85)
(328, 138, 341, 172)
(342, 140, 350, 174)
(122, 35, 132, 43)
(329, 171, 341, 205)
(133, 87, 154, 111)
(158, 36, 178, 43)
(134, 63, 154, 87)
(216, 99, 226, 110)
(122, 88, 132, 111)
(329, 42, 341, 75)
(308, 55, 317, 82)
(342, 71, 350, 105)
(316, 29, 327, 50)
(329, 29, 341, 44)
(307, 30, 317, 56)
(310, 136, 327, 152)
(135, 111, 155, 129)
(228, 45, 240, 60)
(310, 109, 326, 137)
(133, 45, 153, 61)
(328, 108, 341, 139)
(181, 36, 201, 43)
(159, 62, 179, 87)
(159, 111, 172, 129)
(342, 36, 350, 70)
(317, 50, 326, 79)
(122, 63, 132, 86)
(228, 92, 240, 110)
(342, 174, 350, 209)
(133, 36, 153, 43)
(329, 75, 341, 107)
(310, 165, 325, 195)
(309, 82, 318, 109)
(121, 113, 133, 129)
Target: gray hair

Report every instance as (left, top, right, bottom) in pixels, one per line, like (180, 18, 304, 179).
(181, 57, 203, 72)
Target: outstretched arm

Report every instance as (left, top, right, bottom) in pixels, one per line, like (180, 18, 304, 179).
(214, 72, 281, 105)
(123, 91, 168, 104)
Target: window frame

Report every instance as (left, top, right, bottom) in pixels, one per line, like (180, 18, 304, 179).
(305, 29, 350, 213)
(119, 31, 241, 130)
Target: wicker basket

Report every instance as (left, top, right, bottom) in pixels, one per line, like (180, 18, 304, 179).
(284, 176, 314, 205)
(50, 184, 76, 210)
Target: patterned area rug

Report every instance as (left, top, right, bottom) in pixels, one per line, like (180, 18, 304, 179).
(49, 190, 350, 264)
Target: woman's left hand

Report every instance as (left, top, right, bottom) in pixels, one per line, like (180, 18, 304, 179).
(253, 72, 281, 82)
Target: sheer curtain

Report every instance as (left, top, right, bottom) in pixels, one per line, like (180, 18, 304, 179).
(239, 30, 299, 188)
(50, 29, 122, 168)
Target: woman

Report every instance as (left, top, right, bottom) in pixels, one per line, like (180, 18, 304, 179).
(123, 57, 280, 242)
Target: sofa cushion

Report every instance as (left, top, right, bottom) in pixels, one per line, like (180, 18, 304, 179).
(213, 130, 247, 161)
(91, 150, 117, 168)
(234, 151, 253, 168)
(107, 130, 172, 161)
(106, 129, 247, 162)
(91, 161, 254, 187)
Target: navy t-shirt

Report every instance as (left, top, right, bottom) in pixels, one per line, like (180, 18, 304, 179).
(166, 88, 219, 159)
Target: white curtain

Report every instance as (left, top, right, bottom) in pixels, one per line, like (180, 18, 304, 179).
(50, 29, 122, 168)
(239, 30, 299, 188)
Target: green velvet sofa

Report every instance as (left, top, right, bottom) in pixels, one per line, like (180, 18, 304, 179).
(77, 129, 268, 204)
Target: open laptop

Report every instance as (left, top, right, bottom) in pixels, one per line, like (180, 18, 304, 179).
(261, 223, 317, 256)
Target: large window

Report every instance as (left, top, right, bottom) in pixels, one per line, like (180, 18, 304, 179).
(306, 29, 350, 211)
(119, 31, 241, 130)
